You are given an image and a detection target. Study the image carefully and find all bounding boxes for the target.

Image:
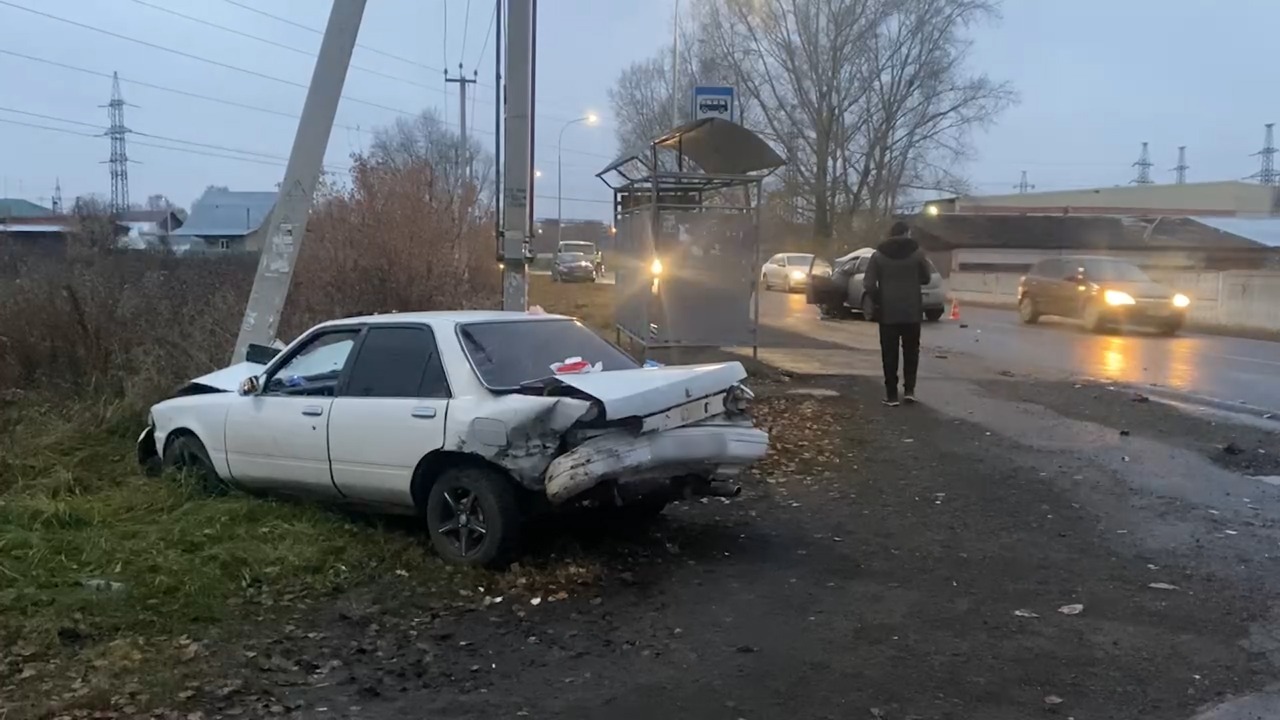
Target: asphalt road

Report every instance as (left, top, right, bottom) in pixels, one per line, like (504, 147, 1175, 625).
(758, 289, 1280, 416)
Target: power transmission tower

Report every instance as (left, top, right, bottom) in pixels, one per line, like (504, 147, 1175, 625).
(1248, 123, 1278, 186)
(1130, 141, 1154, 185)
(445, 63, 479, 174)
(1172, 146, 1189, 184)
(52, 178, 63, 214)
(1014, 170, 1034, 194)
(102, 71, 132, 214)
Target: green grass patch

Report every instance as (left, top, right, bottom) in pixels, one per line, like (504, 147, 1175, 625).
(0, 398, 479, 716)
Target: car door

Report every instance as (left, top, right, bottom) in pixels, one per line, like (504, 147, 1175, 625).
(327, 324, 452, 509)
(848, 255, 870, 304)
(761, 254, 782, 285)
(224, 327, 362, 497)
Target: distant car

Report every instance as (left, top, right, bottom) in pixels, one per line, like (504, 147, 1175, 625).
(760, 253, 817, 292)
(805, 248, 946, 321)
(137, 311, 768, 567)
(552, 251, 596, 283)
(1017, 256, 1190, 334)
(556, 241, 602, 279)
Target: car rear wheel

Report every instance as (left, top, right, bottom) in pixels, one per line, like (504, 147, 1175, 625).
(1018, 296, 1041, 324)
(426, 465, 522, 568)
(761, 273, 771, 291)
(924, 308, 944, 322)
(162, 434, 228, 496)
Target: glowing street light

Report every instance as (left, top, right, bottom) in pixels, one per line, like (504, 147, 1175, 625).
(557, 113, 600, 243)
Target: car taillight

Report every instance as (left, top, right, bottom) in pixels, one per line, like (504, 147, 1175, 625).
(726, 384, 754, 413)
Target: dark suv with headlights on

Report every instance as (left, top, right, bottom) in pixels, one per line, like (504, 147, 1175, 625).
(551, 251, 597, 283)
(1017, 256, 1191, 335)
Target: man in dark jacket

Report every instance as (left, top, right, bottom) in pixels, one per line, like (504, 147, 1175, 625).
(863, 221, 932, 406)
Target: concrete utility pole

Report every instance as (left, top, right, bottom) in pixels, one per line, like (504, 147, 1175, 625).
(232, 0, 366, 362)
(442, 62, 478, 165)
(671, 0, 680, 128)
(501, 0, 537, 311)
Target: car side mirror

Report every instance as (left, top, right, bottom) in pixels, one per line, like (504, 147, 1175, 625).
(238, 376, 261, 396)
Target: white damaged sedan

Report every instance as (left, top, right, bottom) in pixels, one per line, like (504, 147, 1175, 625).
(138, 311, 769, 566)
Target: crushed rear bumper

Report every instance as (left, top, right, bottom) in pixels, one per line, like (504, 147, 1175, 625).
(543, 421, 769, 505)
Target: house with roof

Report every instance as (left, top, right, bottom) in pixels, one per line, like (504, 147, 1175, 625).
(0, 198, 55, 219)
(168, 189, 275, 253)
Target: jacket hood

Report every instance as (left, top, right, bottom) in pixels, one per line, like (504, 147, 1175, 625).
(876, 235, 919, 260)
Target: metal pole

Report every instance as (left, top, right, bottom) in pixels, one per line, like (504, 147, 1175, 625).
(752, 179, 761, 360)
(501, 0, 535, 311)
(557, 140, 563, 244)
(492, 0, 502, 263)
(672, 0, 680, 127)
(232, 0, 366, 362)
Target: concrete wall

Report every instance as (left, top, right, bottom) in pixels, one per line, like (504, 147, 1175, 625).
(948, 270, 1280, 334)
(935, 181, 1277, 217)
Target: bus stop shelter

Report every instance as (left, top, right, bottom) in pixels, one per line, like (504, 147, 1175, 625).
(596, 118, 784, 360)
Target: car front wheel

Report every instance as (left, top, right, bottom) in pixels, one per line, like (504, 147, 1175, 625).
(1018, 296, 1041, 324)
(162, 433, 228, 496)
(924, 308, 944, 322)
(426, 465, 522, 568)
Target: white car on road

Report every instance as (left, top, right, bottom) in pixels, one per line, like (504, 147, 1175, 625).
(138, 311, 769, 566)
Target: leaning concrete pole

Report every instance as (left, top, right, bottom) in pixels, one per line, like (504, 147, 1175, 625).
(232, 0, 367, 362)
(501, 0, 536, 311)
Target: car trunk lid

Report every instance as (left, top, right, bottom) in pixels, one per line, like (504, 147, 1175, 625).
(546, 362, 747, 421)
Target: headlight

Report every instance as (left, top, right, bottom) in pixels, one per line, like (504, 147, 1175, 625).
(1172, 293, 1190, 308)
(1103, 289, 1136, 306)
(789, 270, 805, 280)
(650, 258, 663, 276)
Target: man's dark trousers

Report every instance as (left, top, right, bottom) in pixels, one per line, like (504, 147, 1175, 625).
(878, 322, 921, 398)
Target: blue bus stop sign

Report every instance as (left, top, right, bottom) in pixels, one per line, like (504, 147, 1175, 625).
(692, 86, 735, 122)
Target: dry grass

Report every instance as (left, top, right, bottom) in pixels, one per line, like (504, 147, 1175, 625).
(0, 157, 516, 717)
(528, 274, 617, 336)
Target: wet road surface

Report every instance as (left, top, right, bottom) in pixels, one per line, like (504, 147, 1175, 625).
(757, 289, 1280, 414)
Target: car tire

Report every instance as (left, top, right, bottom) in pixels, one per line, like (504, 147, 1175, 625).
(162, 433, 228, 496)
(761, 273, 771, 291)
(783, 276, 792, 293)
(1082, 301, 1108, 333)
(426, 465, 522, 568)
(860, 294, 876, 322)
(1018, 296, 1041, 324)
(924, 308, 944, 322)
(1156, 320, 1183, 336)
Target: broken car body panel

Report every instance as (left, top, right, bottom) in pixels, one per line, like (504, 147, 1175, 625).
(546, 362, 748, 420)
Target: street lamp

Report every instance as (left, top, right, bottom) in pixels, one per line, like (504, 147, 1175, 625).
(535, 170, 542, 178)
(557, 113, 599, 244)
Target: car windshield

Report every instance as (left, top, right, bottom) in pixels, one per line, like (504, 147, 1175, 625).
(1079, 260, 1150, 282)
(458, 319, 640, 389)
(557, 252, 587, 263)
(560, 243, 595, 255)
(784, 254, 812, 266)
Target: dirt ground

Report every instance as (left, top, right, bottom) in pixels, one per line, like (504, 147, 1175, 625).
(162, 370, 1271, 720)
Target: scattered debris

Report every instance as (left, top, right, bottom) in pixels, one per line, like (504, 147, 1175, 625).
(1122, 456, 1130, 462)
(1044, 695, 1065, 706)
(1072, 383, 1084, 389)
(81, 578, 126, 593)
(1057, 604, 1084, 616)
(529, 597, 543, 606)
(735, 644, 759, 653)
(1130, 393, 1150, 403)
(934, 353, 949, 359)
(1148, 582, 1180, 591)
(1224, 530, 1239, 536)
(998, 370, 1016, 378)
(1013, 609, 1040, 618)
(1223, 442, 1244, 456)
(959, 323, 969, 329)
(787, 388, 840, 398)
(1119, 429, 1131, 437)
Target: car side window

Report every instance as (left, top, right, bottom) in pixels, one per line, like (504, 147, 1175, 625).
(853, 256, 870, 274)
(341, 326, 452, 399)
(767, 254, 781, 265)
(1035, 259, 1060, 279)
(264, 329, 361, 396)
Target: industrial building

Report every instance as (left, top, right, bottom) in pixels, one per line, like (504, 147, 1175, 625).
(923, 181, 1278, 218)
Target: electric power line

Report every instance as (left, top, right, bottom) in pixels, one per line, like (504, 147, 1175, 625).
(459, 0, 472, 65)
(0, 47, 614, 163)
(220, 0, 445, 75)
(126, 0, 444, 95)
(474, 0, 497, 74)
(0, 1, 418, 118)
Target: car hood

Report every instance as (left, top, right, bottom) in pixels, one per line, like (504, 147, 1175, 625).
(181, 361, 266, 393)
(1100, 280, 1173, 299)
(548, 362, 748, 420)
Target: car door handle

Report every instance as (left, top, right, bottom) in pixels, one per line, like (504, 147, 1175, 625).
(411, 406, 437, 419)
(301, 405, 324, 417)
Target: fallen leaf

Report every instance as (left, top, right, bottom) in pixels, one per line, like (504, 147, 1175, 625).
(1013, 609, 1040, 618)
(1148, 582, 1180, 591)
(1057, 604, 1084, 616)
(1044, 694, 1064, 705)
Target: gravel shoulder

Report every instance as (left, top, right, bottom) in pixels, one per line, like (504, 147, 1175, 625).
(182, 372, 1269, 720)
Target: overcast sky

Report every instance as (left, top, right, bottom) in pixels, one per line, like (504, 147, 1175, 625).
(1, 0, 1277, 223)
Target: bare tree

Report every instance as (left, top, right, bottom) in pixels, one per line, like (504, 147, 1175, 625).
(613, 0, 1013, 245)
(69, 195, 118, 252)
(367, 109, 494, 210)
